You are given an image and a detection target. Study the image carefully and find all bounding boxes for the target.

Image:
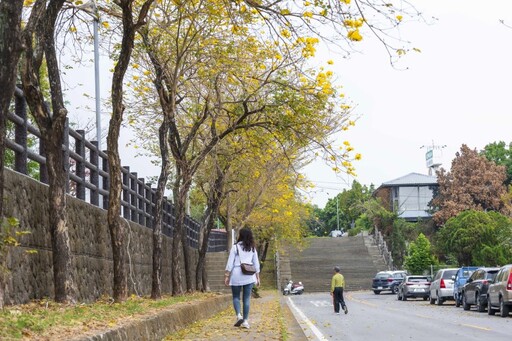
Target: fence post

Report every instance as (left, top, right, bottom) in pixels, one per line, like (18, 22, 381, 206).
(138, 178, 145, 226)
(130, 172, 137, 223)
(63, 118, 70, 193)
(90, 141, 99, 206)
(14, 91, 28, 174)
(75, 130, 86, 200)
(122, 166, 130, 219)
(102, 152, 109, 209)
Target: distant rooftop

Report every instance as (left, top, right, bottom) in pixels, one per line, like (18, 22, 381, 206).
(380, 172, 437, 187)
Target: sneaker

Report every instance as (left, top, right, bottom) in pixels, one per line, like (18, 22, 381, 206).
(241, 320, 250, 329)
(234, 314, 243, 327)
(343, 306, 348, 314)
(336, 312, 340, 315)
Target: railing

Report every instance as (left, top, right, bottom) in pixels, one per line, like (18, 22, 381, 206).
(6, 87, 227, 252)
(373, 227, 394, 270)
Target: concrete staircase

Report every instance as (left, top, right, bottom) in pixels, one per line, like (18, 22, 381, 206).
(283, 235, 383, 292)
(206, 251, 229, 292)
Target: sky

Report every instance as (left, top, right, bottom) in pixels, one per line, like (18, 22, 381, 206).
(64, 0, 512, 209)
(303, 0, 512, 207)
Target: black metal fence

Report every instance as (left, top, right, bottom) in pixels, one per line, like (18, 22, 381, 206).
(6, 88, 227, 252)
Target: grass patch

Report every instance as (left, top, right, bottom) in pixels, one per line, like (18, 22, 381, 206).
(0, 292, 219, 340)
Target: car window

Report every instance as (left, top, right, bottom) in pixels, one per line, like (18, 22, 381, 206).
(496, 269, 505, 282)
(442, 270, 457, 279)
(434, 271, 441, 280)
(486, 271, 499, 280)
(376, 273, 390, 279)
(408, 276, 428, 282)
(473, 270, 483, 280)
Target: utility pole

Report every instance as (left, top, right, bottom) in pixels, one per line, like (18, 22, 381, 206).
(336, 196, 340, 231)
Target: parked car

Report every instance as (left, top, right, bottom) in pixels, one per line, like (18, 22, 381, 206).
(453, 266, 479, 307)
(462, 267, 500, 312)
(429, 268, 458, 305)
(372, 270, 407, 294)
(397, 275, 431, 301)
(487, 264, 512, 317)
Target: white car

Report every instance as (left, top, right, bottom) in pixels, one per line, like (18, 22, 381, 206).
(429, 268, 458, 305)
(330, 230, 343, 237)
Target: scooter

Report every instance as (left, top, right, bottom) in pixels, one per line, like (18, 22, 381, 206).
(283, 280, 304, 295)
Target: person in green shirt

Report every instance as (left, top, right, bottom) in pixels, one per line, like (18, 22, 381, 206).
(331, 266, 348, 314)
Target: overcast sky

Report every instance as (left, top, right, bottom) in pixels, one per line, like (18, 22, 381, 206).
(304, 0, 512, 207)
(64, 0, 512, 209)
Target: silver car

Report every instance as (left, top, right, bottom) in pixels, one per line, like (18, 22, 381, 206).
(397, 275, 430, 301)
(429, 268, 458, 305)
(487, 264, 512, 317)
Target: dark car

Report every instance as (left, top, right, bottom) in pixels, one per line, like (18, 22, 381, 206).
(453, 266, 479, 307)
(372, 270, 407, 294)
(462, 267, 500, 312)
(397, 275, 431, 301)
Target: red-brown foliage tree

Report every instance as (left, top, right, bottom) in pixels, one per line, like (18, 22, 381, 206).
(432, 144, 507, 226)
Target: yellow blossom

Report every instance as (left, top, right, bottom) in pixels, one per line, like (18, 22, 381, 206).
(343, 141, 350, 146)
(303, 11, 313, 19)
(396, 15, 403, 22)
(70, 26, 77, 33)
(327, 60, 334, 65)
(355, 153, 362, 160)
(341, 0, 351, 3)
(347, 29, 362, 41)
(102, 21, 110, 29)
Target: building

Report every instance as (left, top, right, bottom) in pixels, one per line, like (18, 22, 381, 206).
(373, 172, 438, 221)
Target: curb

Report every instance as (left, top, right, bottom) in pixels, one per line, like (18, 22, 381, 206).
(281, 296, 308, 341)
(69, 294, 231, 341)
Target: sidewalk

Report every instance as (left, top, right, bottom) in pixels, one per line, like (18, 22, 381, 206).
(165, 290, 307, 341)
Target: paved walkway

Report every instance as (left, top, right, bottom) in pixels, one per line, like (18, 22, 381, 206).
(165, 290, 307, 340)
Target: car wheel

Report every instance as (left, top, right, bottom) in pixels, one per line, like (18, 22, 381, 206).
(462, 293, 470, 311)
(373, 290, 381, 295)
(429, 293, 435, 305)
(397, 291, 402, 301)
(476, 293, 486, 313)
(423, 296, 428, 301)
(455, 293, 461, 307)
(436, 292, 443, 306)
(392, 286, 398, 294)
(500, 297, 510, 317)
(403, 294, 407, 301)
(488, 298, 496, 316)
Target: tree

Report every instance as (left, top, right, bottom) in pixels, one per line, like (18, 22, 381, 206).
(104, 0, 155, 302)
(320, 181, 373, 233)
(482, 141, 512, 186)
(432, 144, 507, 226)
(19, 0, 78, 303)
(436, 210, 512, 266)
(404, 233, 437, 275)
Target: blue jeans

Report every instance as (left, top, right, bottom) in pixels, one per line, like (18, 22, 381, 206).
(231, 283, 254, 320)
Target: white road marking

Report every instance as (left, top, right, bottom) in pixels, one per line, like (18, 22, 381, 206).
(287, 297, 328, 341)
(310, 300, 332, 307)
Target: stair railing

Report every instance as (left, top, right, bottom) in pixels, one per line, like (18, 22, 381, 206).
(373, 227, 394, 270)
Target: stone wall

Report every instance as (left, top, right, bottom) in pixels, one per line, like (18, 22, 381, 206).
(2, 169, 204, 304)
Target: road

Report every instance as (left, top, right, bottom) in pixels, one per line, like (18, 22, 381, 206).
(286, 291, 512, 340)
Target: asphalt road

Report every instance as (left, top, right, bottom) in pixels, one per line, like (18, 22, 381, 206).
(286, 291, 512, 340)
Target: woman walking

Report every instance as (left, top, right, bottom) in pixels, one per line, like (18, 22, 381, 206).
(224, 227, 260, 329)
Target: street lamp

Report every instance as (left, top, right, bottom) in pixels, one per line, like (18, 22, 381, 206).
(75, 0, 101, 149)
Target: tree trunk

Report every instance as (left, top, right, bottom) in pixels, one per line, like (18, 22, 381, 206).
(151, 120, 170, 299)
(0, 0, 23, 217)
(196, 164, 225, 291)
(0, 0, 24, 310)
(259, 240, 269, 271)
(106, 0, 156, 302)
